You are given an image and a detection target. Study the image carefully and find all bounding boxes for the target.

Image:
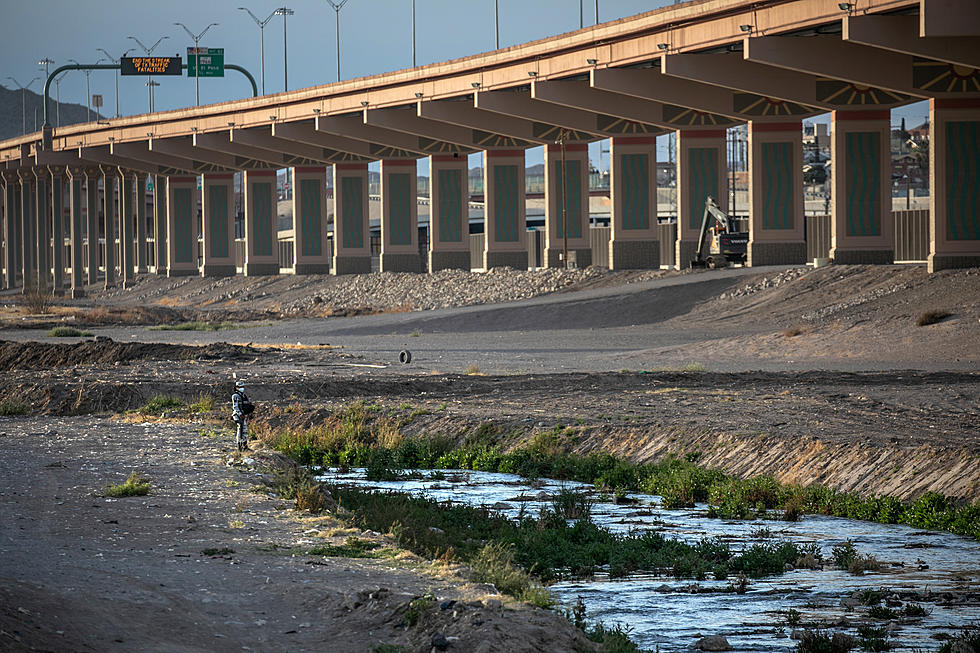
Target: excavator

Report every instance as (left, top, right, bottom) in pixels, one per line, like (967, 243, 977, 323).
(690, 195, 748, 268)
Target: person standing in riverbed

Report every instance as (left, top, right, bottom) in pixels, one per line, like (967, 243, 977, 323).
(232, 380, 254, 451)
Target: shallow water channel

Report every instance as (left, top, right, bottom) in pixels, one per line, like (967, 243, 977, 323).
(314, 467, 980, 651)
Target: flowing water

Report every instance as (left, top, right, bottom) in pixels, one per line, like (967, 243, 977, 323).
(315, 467, 980, 651)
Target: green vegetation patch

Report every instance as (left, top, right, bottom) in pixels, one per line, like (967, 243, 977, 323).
(148, 321, 242, 332)
(47, 326, 93, 337)
(104, 472, 151, 497)
(138, 395, 185, 414)
(0, 400, 30, 416)
(308, 536, 381, 558)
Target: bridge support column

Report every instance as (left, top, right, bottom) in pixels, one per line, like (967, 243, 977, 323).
(67, 168, 86, 297)
(119, 171, 135, 287)
(428, 154, 470, 272)
(291, 167, 330, 274)
(166, 175, 199, 276)
(101, 168, 117, 288)
(332, 163, 371, 275)
(153, 175, 168, 275)
(0, 174, 12, 289)
(136, 173, 148, 273)
(609, 137, 659, 269)
(243, 170, 279, 275)
(676, 130, 728, 268)
(747, 120, 807, 266)
(50, 167, 65, 294)
(34, 169, 50, 293)
(85, 170, 99, 284)
(545, 143, 591, 268)
(201, 173, 237, 277)
(928, 98, 980, 271)
(483, 148, 528, 270)
(380, 159, 420, 273)
(19, 172, 36, 291)
(829, 110, 893, 264)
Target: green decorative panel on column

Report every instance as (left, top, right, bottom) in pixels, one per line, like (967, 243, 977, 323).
(844, 132, 881, 237)
(438, 168, 463, 243)
(553, 159, 582, 239)
(493, 164, 519, 242)
(620, 153, 649, 230)
(173, 187, 194, 263)
(389, 172, 413, 246)
(208, 184, 229, 258)
(252, 182, 273, 257)
(341, 176, 364, 249)
(945, 121, 980, 241)
(687, 148, 718, 230)
(761, 142, 794, 230)
(299, 178, 321, 257)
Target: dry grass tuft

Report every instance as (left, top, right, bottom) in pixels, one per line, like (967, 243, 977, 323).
(916, 310, 952, 327)
(782, 325, 805, 338)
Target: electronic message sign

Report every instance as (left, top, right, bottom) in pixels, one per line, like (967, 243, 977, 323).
(120, 57, 182, 76)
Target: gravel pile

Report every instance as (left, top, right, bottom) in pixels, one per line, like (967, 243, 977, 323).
(719, 267, 811, 299)
(801, 281, 914, 321)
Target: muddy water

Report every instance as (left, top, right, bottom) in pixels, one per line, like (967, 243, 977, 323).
(315, 468, 980, 651)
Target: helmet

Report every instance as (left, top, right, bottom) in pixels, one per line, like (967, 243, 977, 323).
(235, 380, 245, 390)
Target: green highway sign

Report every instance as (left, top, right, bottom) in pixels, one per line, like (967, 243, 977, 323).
(187, 47, 224, 78)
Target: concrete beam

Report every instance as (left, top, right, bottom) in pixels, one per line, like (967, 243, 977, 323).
(77, 146, 175, 177)
(111, 142, 205, 175)
(744, 35, 927, 99)
(474, 89, 605, 140)
(921, 0, 980, 37)
(230, 127, 339, 165)
(272, 121, 375, 160)
(194, 131, 304, 168)
(591, 67, 739, 125)
(845, 13, 980, 69)
(150, 137, 244, 171)
(365, 106, 487, 151)
(417, 100, 543, 146)
(316, 114, 439, 156)
(530, 79, 670, 133)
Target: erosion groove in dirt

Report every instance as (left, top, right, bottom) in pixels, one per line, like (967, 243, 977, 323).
(0, 339, 262, 371)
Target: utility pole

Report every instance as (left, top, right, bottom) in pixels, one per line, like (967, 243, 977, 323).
(274, 8, 293, 92)
(174, 21, 218, 106)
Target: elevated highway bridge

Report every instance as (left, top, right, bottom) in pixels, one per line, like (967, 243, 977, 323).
(1, 0, 978, 293)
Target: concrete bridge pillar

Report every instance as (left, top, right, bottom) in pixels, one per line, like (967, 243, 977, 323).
(676, 129, 728, 268)
(119, 171, 135, 287)
(829, 110, 893, 264)
(101, 167, 117, 288)
(66, 168, 85, 297)
(928, 98, 980, 271)
(291, 167, 330, 274)
(545, 143, 591, 268)
(84, 170, 99, 284)
(483, 148, 528, 270)
(49, 167, 65, 294)
(136, 173, 148, 273)
(747, 120, 807, 266)
(166, 175, 199, 277)
(153, 175, 168, 275)
(33, 169, 51, 293)
(428, 154, 470, 272)
(19, 171, 35, 291)
(0, 173, 13, 289)
(380, 159, 420, 273)
(609, 137, 659, 269)
(243, 170, 279, 276)
(332, 163, 371, 275)
(201, 173, 237, 277)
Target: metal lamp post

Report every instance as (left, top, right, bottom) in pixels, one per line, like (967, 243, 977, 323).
(238, 7, 276, 95)
(128, 35, 170, 113)
(66, 59, 95, 122)
(174, 21, 218, 106)
(6, 76, 40, 134)
(274, 8, 294, 92)
(324, 0, 352, 83)
(97, 48, 134, 118)
(53, 72, 68, 127)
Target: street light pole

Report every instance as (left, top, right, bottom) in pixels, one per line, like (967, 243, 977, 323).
(494, 0, 499, 49)
(97, 48, 134, 118)
(53, 72, 67, 127)
(128, 35, 170, 113)
(274, 8, 293, 92)
(66, 59, 96, 122)
(412, 0, 416, 67)
(174, 21, 219, 106)
(6, 76, 40, 134)
(325, 0, 352, 83)
(238, 7, 276, 95)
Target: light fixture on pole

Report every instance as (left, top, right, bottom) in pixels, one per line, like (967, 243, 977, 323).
(324, 0, 352, 83)
(67, 59, 95, 123)
(97, 48, 134, 118)
(273, 7, 293, 92)
(6, 76, 40, 134)
(38, 57, 55, 80)
(128, 35, 170, 113)
(174, 21, 219, 106)
(238, 7, 276, 95)
(739, 24, 753, 33)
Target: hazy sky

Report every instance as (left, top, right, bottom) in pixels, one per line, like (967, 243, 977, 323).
(2, 0, 929, 169)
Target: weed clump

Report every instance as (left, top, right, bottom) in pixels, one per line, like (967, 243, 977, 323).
(47, 326, 93, 337)
(0, 399, 30, 416)
(403, 593, 435, 627)
(471, 542, 552, 607)
(188, 394, 216, 413)
(104, 472, 151, 497)
(794, 630, 857, 653)
(139, 395, 185, 414)
(309, 536, 380, 558)
(148, 321, 241, 331)
(916, 310, 952, 326)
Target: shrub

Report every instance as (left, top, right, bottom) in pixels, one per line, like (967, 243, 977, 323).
(309, 537, 380, 558)
(938, 626, 980, 653)
(188, 394, 216, 413)
(295, 480, 328, 513)
(139, 395, 184, 414)
(783, 325, 805, 338)
(916, 310, 951, 326)
(832, 540, 858, 569)
(856, 625, 893, 651)
(795, 630, 857, 653)
(404, 593, 435, 627)
(47, 326, 93, 337)
(0, 400, 30, 416)
(21, 288, 52, 314)
(471, 541, 551, 607)
(104, 472, 151, 497)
